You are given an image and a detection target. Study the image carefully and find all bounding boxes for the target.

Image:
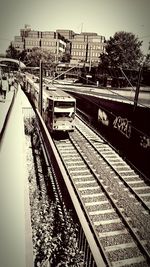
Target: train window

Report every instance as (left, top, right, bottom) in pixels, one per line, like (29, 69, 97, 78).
(54, 112, 70, 118)
(55, 101, 75, 107)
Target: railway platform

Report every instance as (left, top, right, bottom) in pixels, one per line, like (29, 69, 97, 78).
(0, 87, 33, 267)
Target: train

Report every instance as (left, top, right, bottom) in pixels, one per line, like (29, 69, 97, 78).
(20, 73, 76, 132)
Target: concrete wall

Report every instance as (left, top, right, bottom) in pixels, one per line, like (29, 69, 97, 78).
(71, 92, 150, 178)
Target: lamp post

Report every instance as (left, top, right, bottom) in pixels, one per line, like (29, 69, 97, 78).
(89, 45, 92, 72)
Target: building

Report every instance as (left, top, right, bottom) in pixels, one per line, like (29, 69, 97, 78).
(56, 29, 76, 55)
(12, 25, 106, 66)
(70, 32, 105, 66)
(56, 29, 75, 41)
(12, 25, 66, 59)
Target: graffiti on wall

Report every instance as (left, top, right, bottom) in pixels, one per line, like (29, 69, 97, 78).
(140, 135, 150, 149)
(98, 109, 109, 126)
(113, 116, 131, 138)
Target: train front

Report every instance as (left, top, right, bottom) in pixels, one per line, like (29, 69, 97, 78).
(45, 94, 76, 132)
(53, 98, 76, 132)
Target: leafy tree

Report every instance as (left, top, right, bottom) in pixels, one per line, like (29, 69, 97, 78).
(6, 43, 28, 63)
(142, 53, 150, 85)
(144, 53, 150, 68)
(60, 52, 71, 63)
(6, 42, 20, 59)
(19, 49, 28, 62)
(25, 47, 55, 69)
(100, 31, 143, 70)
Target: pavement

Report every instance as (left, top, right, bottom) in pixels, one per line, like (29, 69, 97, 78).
(0, 86, 34, 267)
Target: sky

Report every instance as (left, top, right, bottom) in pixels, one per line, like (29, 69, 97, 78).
(0, 0, 150, 54)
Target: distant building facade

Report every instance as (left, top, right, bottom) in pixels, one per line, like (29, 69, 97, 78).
(70, 32, 105, 65)
(56, 29, 75, 41)
(12, 25, 106, 65)
(12, 25, 67, 59)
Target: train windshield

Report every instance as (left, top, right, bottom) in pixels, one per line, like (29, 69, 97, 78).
(54, 101, 75, 107)
(54, 112, 73, 118)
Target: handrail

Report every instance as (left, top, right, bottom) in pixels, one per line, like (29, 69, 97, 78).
(0, 86, 17, 146)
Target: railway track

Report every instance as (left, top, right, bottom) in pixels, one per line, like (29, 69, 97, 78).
(54, 116, 150, 267)
(75, 117, 150, 213)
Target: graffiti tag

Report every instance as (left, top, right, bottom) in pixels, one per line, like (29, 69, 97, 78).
(140, 135, 150, 149)
(113, 116, 131, 138)
(98, 109, 109, 126)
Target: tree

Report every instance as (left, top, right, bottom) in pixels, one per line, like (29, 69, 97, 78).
(19, 49, 28, 62)
(60, 52, 71, 63)
(25, 47, 55, 69)
(142, 53, 150, 85)
(144, 53, 150, 68)
(100, 31, 143, 70)
(6, 43, 28, 62)
(6, 42, 20, 59)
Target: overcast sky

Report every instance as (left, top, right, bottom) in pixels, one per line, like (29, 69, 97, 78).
(0, 0, 150, 54)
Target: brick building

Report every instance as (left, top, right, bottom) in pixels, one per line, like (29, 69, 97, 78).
(12, 25, 66, 58)
(12, 25, 106, 66)
(71, 32, 105, 65)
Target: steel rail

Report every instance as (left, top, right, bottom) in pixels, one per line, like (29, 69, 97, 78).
(75, 121, 150, 214)
(55, 136, 112, 267)
(69, 125, 150, 263)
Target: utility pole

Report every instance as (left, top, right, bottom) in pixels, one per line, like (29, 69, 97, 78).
(39, 60, 43, 115)
(56, 32, 59, 64)
(133, 65, 143, 112)
(89, 45, 92, 72)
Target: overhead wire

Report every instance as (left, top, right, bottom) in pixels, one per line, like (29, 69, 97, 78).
(55, 67, 150, 110)
(25, 71, 150, 141)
